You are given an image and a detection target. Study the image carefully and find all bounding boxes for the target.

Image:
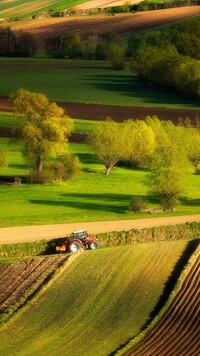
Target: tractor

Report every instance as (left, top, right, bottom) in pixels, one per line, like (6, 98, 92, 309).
(55, 230, 99, 253)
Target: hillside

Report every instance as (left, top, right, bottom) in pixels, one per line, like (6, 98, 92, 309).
(123, 244, 200, 355)
(0, 240, 193, 356)
(1, 7, 200, 52)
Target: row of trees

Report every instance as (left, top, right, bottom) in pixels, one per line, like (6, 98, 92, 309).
(0, 27, 36, 57)
(107, 0, 200, 13)
(127, 18, 200, 99)
(45, 31, 125, 69)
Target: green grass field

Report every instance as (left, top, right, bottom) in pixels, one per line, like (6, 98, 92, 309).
(0, 240, 188, 356)
(0, 0, 88, 19)
(0, 58, 199, 109)
(0, 134, 199, 227)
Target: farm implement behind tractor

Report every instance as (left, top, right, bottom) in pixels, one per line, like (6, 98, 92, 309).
(55, 230, 99, 253)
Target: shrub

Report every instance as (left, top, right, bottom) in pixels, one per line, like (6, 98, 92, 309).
(129, 197, 147, 212)
(29, 169, 55, 184)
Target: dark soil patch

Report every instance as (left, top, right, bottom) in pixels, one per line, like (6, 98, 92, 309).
(1, 96, 200, 125)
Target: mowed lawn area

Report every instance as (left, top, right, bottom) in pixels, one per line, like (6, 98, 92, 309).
(0, 58, 199, 109)
(0, 135, 199, 227)
(0, 240, 188, 356)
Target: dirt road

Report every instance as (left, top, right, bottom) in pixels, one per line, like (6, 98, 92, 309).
(0, 215, 199, 245)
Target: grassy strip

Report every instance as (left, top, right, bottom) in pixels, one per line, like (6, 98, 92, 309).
(0, 222, 199, 259)
(0, 111, 98, 134)
(0, 58, 198, 109)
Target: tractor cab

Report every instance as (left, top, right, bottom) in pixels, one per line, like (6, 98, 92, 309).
(70, 230, 88, 240)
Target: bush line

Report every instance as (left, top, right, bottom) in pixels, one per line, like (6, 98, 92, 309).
(0, 222, 199, 258)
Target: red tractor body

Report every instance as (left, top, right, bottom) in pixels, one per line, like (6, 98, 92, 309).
(55, 230, 99, 253)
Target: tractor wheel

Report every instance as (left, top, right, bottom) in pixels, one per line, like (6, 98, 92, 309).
(68, 241, 83, 253)
(88, 242, 99, 250)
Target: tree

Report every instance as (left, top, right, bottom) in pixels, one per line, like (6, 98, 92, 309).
(53, 154, 81, 181)
(45, 36, 61, 58)
(16, 32, 37, 57)
(187, 127, 200, 174)
(107, 43, 125, 70)
(60, 32, 82, 58)
(124, 119, 155, 167)
(11, 89, 74, 176)
(148, 145, 190, 211)
(89, 119, 132, 175)
(0, 27, 16, 57)
(145, 116, 170, 148)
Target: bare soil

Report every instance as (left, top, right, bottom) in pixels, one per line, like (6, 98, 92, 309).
(0, 255, 68, 322)
(127, 252, 200, 356)
(2, 7, 200, 51)
(1, 96, 200, 126)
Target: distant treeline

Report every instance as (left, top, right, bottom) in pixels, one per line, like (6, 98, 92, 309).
(1, 17, 200, 99)
(106, 0, 200, 14)
(0, 27, 36, 57)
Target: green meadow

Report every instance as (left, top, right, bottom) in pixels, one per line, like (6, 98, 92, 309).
(0, 240, 188, 356)
(0, 58, 199, 109)
(0, 133, 199, 227)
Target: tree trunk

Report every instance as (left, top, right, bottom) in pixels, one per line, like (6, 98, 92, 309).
(105, 165, 112, 175)
(37, 158, 43, 173)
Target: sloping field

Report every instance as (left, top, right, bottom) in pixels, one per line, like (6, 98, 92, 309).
(0, 240, 194, 356)
(124, 246, 200, 356)
(0, 255, 69, 323)
(0, 0, 87, 19)
(2, 7, 200, 51)
(72, 0, 140, 10)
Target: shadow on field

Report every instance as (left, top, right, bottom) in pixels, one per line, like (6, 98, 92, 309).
(180, 197, 200, 207)
(83, 73, 199, 108)
(29, 193, 157, 214)
(109, 238, 200, 356)
(30, 193, 132, 214)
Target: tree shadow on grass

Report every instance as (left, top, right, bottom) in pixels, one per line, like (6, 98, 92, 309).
(82, 73, 200, 108)
(30, 193, 131, 214)
(109, 238, 200, 355)
(30, 193, 159, 215)
(77, 152, 99, 165)
(179, 197, 200, 207)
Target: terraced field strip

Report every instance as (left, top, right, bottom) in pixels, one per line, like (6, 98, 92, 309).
(125, 247, 200, 356)
(72, 0, 141, 9)
(0, 241, 192, 355)
(0, 0, 88, 18)
(0, 255, 69, 323)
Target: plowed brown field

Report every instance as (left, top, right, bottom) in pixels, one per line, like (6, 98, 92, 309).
(1, 95, 200, 126)
(0, 255, 68, 323)
(2, 7, 200, 51)
(124, 251, 200, 356)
